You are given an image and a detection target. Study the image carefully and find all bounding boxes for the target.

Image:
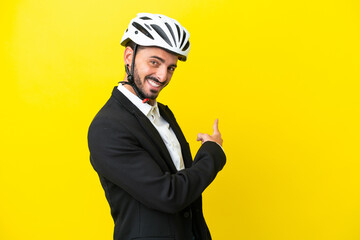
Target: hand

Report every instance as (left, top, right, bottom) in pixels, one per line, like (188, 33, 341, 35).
(197, 119, 223, 146)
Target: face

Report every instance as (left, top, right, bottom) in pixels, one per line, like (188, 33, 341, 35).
(125, 46, 178, 103)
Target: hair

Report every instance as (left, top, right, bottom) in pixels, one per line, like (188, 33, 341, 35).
(125, 40, 179, 59)
(125, 40, 144, 51)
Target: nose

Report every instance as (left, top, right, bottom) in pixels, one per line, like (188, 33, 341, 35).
(156, 66, 168, 83)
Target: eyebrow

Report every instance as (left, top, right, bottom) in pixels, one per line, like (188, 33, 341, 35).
(150, 56, 177, 68)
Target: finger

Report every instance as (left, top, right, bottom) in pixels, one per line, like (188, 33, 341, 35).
(213, 118, 219, 134)
(197, 133, 204, 142)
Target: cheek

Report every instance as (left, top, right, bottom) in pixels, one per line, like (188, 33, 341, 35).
(136, 69, 149, 81)
(136, 62, 151, 75)
(167, 72, 174, 79)
(143, 68, 157, 78)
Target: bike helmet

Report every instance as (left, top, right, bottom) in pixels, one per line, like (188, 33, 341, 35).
(121, 13, 190, 61)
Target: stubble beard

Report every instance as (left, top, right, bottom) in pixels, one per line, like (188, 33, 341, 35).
(133, 68, 161, 100)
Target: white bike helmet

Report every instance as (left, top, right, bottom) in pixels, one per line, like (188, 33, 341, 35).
(121, 13, 190, 61)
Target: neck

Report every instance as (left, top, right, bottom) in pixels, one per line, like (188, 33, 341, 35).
(122, 79, 155, 106)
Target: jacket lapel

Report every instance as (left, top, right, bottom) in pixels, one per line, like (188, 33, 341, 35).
(111, 87, 178, 173)
(158, 104, 193, 168)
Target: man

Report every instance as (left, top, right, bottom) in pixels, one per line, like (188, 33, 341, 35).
(88, 13, 226, 240)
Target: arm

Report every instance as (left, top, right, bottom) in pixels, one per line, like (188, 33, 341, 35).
(88, 119, 226, 214)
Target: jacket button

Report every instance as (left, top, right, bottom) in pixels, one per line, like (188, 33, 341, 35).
(184, 211, 190, 218)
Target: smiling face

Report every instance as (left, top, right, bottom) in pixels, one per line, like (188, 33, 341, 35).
(124, 46, 178, 105)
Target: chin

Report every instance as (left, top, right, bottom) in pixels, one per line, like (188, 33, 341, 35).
(148, 94, 159, 100)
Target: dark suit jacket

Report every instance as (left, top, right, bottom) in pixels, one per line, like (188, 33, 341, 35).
(88, 87, 226, 240)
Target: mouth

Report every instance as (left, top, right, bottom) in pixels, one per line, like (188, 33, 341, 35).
(146, 77, 163, 89)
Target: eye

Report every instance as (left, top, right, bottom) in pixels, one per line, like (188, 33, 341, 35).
(168, 66, 176, 72)
(149, 60, 159, 66)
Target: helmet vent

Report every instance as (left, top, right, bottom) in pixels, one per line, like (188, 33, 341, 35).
(175, 24, 181, 42)
(140, 16, 152, 20)
(151, 24, 173, 47)
(144, 24, 152, 30)
(180, 30, 186, 48)
(182, 41, 190, 51)
(165, 23, 177, 47)
(132, 22, 154, 40)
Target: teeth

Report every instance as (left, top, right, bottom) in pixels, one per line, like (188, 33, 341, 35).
(148, 79, 160, 87)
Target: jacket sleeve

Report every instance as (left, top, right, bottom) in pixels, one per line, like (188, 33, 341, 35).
(88, 118, 226, 214)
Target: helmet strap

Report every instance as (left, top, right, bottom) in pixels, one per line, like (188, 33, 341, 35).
(121, 44, 149, 103)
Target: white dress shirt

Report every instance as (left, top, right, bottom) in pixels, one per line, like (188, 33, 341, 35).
(118, 83, 185, 171)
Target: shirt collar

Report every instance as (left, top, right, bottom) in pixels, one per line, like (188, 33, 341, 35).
(117, 83, 158, 117)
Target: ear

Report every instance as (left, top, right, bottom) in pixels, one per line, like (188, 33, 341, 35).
(124, 46, 134, 66)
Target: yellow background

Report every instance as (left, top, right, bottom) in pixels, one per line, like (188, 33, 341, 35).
(1, 0, 360, 239)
